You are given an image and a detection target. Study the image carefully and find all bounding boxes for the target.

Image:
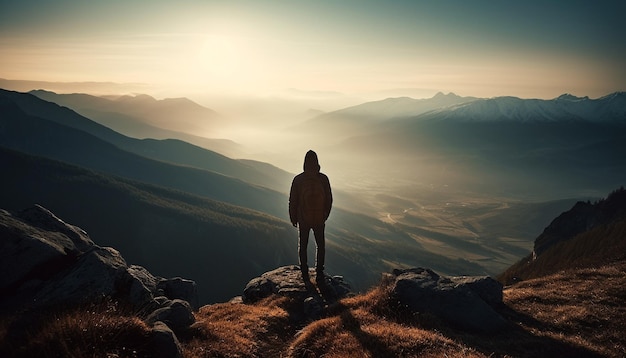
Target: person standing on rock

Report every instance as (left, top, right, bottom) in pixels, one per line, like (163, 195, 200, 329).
(289, 150, 333, 283)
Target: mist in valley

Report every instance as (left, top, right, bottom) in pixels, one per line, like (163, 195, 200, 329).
(114, 89, 623, 284)
(3, 79, 625, 302)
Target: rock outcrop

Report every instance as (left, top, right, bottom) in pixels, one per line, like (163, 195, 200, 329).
(242, 265, 352, 320)
(389, 267, 508, 332)
(533, 187, 626, 257)
(0, 205, 198, 352)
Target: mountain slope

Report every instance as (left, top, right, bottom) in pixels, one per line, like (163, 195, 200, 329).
(0, 89, 291, 192)
(329, 92, 626, 199)
(323, 92, 478, 120)
(181, 259, 626, 357)
(0, 98, 286, 217)
(499, 187, 626, 284)
(296, 92, 478, 136)
(31, 90, 222, 134)
(415, 92, 626, 123)
(29, 89, 244, 157)
(0, 146, 294, 303)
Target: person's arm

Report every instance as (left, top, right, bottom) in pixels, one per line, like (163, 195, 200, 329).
(322, 175, 333, 220)
(289, 178, 299, 227)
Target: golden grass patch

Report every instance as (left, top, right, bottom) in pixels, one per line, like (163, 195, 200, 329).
(0, 301, 152, 357)
(504, 262, 626, 357)
(183, 296, 291, 357)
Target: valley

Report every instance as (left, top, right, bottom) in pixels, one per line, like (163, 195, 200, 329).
(1, 87, 624, 303)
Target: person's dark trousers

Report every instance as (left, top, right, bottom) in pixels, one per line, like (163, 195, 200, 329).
(298, 224, 325, 277)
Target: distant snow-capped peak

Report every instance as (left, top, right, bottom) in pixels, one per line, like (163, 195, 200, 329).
(555, 93, 590, 101)
(328, 92, 478, 120)
(421, 92, 625, 123)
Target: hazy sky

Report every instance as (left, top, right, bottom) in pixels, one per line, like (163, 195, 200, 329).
(1, 0, 624, 99)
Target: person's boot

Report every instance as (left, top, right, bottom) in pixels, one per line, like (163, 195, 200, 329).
(300, 266, 310, 282)
(315, 269, 325, 286)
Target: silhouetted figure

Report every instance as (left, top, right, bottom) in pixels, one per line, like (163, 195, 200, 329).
(289, 150, 333, 282)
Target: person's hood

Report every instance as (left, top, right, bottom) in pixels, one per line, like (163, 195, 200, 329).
(303, 150, 320, 172)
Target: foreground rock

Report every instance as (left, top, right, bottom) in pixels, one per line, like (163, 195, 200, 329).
(0, 205, 198, 351)
(390, 267, 508, 332)
(242, 265, 352, 320)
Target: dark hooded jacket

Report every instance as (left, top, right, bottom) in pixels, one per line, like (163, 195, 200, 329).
(289, 150, 333, 226)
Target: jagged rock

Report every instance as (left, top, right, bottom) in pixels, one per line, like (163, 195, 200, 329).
(158, 277, 199, 311)
(390, 268, 508, 332)
(128, 265, 162, 311)
(242, 265, 352, 304)
(449, 275, 503, 306)
(243, 265, 309, 303)
(32, 246, 131, 306)
(13, 205, 94, 251)
(0, 206, 92, 296)
(533, 189, 626, 257)
(242, 265, 353, 322)
(150, 321, 184, 358)
(146, 299, 195, 334)
(0, 205, 198, 331)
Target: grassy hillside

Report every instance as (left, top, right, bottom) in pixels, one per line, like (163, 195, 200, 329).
(0, 147, 295, 303)
(186, 259, 626, 357)
(4, 261, 623, 357)
(499, 188, 626, 285)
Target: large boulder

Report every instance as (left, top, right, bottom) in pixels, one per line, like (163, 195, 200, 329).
(390, 268, 508, 332)
(0, 205, 198, 333)
(146, 299, 195, 335)
(243, 265, 352, 303)
(158, 277, 199, 311)
(0, 205, 93, 296)
(242, 265, 352, 321)
(150, 321, 184, 358)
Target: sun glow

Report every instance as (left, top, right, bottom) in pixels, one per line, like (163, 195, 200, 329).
(186, 35, 247, 84)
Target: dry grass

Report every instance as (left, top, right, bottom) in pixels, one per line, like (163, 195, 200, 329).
(0, 300, 152, 357)
(184, 281, 486, 358)
(183, 295, 293, 357)
(499, 215, 626, 285)
(286, 304, 482, 358)
(183, 263, 626, 357)
(503, 262, 626, 358)
(3, 262, 623, 357)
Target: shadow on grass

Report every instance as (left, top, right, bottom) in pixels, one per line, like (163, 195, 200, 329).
(434, 304, 605, 358)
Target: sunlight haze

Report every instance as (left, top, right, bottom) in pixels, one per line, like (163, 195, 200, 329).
(2, 3, 626, 338)
(1, 0, 624, 100)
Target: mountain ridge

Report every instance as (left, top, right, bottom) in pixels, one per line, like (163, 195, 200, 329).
(0, 96, 287, 217)
(31, 89, 222, 134)
(0, 146, 294, 303)
(29, 89, 246, 158)
(415, 91, 626, 123)
(499, 187, 626, 285)
(1, 89, 291, 192)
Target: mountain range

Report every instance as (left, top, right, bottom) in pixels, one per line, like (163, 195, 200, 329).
(415, 92, 626, 123)
(29, 89, 244, 157)
(0, 89, 491, 299)
(0, 89, 292, 194)
(2, 87, 624, 303)
(309, 91, 626, 199)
